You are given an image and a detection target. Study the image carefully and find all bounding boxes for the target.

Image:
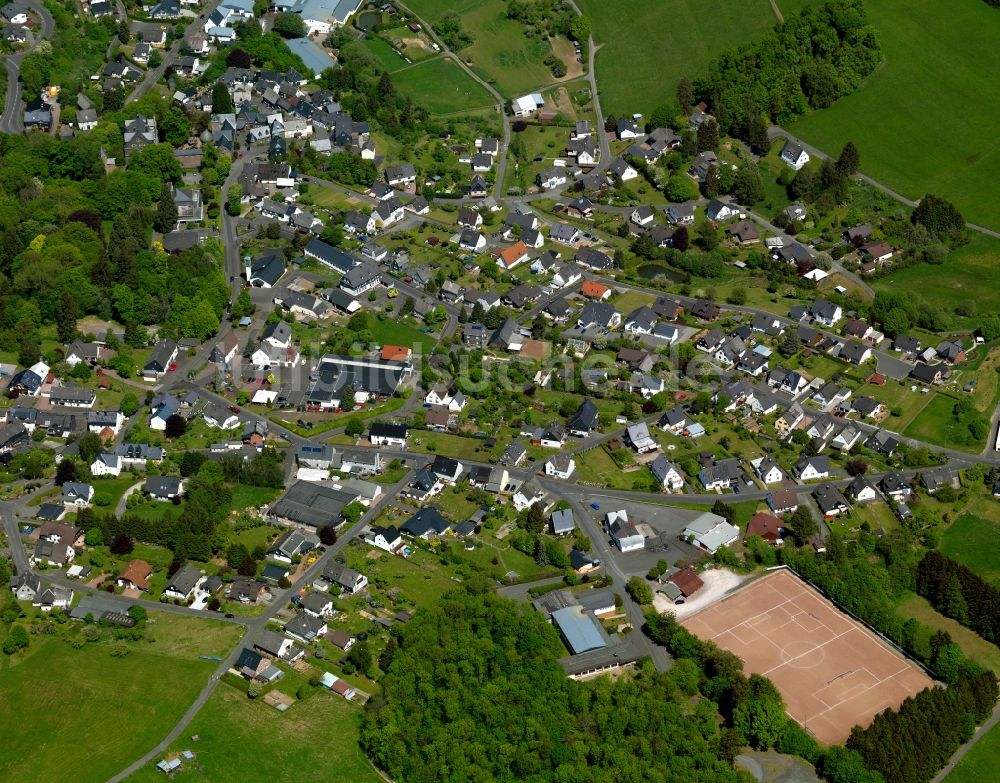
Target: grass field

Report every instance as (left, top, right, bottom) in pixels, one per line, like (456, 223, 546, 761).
(902, 393, 982, 452)
(0, 614, 242, 783)
(896, 594, 1000, 674)
(941, 513, 1000, 587)
(948, 717, 1000, 783)
(359, 34, 409, 72)
(789, 0, 1000, 229)
(125, 684, 380, 783)
(367, 316, 438, 354)
(578, 0, 784, 117)
(873, 235, 1000, 319)
(406, 0, 561, 95)
(391, 57, 495, 114)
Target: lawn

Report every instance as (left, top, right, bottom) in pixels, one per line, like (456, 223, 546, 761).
(948, 716, 1000, 783)
(789, 0, 1000, 230)
(903, 393, 983, 452)
(409, 431, 497, 462)
(940, 513, 1000, 587)
(609, 289, 655, 315)
(367, 316, 438, 355)
(873, 235, 1000, 319)
(0, 614, 242, 783)
(575, 445, 641, 490)
(406, 0, 560, 95)
(359, 34, 409, 73)
(230, 484, 282, 512)
(344, 543, 457, 609)
(124, 684, 380, 783)
(863, 379, 935, 430)
(453, 0, 556, 96)
(391, 57, 495, 115)
(578, 0, 785, 117)
(896, 594, 1000, 675)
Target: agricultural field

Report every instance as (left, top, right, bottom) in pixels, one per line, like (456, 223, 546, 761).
(789, 0, 1000, 229)
(578, 0, 785, 117)
(0, 614, 242, 783)
(124, 684, 380, 783)
(390, 58, 495, 115)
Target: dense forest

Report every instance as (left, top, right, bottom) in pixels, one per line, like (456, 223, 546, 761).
(693, 0, 881, 139)
(917, 550, 1000, 644)
(363, 588, 747, 783)
(0, 91, 230, 359)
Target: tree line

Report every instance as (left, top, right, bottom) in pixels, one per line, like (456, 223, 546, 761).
(847, 671, 997, 783)
(917, 550, 1000, 644)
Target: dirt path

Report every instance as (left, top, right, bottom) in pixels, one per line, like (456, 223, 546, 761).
(769, 0, 784, 23)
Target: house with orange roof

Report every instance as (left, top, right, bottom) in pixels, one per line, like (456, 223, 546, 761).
(581, 280, 611, 300)
(380, 345, 412, 362)
(117, 559, 153, 591)
(496, 241, 530, 270)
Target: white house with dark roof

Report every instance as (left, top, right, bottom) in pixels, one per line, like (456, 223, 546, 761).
(780, 140, 810, 170)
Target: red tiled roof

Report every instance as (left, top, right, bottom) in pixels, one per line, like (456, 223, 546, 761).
(668, 566, 704, 597)
(746, 512, 784, 543)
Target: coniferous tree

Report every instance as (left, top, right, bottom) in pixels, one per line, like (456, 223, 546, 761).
(56, 292, 78, 343)
(154, 182, 178, 234)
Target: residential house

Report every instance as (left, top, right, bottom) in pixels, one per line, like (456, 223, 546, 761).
(606, 510, 644, 552)
(779, 140, 810, 170)
(142, 339, 178, 381)
(881, 472, 912, 502)
(845, 475, 878, 504)
(813, 484, 849, 517)
(400, 507, 451, 540)
(793, 455, 830, 481)
(364, 525, 402, 552)
(649, 455, 684, 490)
(163, 563, 208, 601)
(144, 476, 184, 501)
(322, 561, 368, 594)
(544, 455, 576, 479)
(752, 456, 785, 486)
(568, 399, 599, 437)
(625, 422, 658, 454)
(117, 559, 153, 591)
(745, 512, 785, 546)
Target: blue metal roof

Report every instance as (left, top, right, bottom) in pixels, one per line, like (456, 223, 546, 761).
(284, 37, 335, 76)
(552, 606, 607, 655)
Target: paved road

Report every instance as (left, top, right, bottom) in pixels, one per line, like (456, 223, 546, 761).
(124, 0, 229, 106)
(0, 0, 54, 134)
(547, 484, 671, 671)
